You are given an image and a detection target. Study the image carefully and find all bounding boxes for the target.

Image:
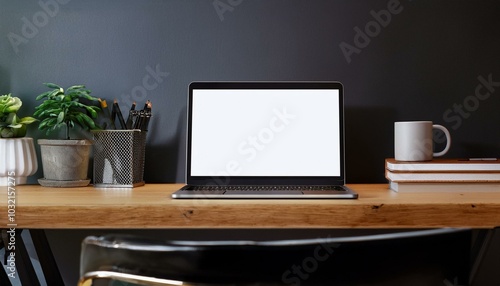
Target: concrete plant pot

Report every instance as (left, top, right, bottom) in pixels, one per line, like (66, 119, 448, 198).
(38, 139, 92, 187)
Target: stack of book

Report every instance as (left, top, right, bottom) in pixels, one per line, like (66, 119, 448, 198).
(385, 158, 500, 192)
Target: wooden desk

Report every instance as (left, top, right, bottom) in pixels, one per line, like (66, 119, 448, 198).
(1, 184, 500, 229)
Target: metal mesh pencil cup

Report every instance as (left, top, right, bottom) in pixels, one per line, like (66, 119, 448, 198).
(92, 130, 146, 187)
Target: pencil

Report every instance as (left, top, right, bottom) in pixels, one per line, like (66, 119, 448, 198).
(113, 99, 127, 130)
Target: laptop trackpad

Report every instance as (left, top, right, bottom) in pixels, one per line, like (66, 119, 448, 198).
(224, 190, 303, 195)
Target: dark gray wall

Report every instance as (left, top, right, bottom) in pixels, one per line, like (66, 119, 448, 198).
(1, 0, 499, 184)
(2, 1, 500, 285)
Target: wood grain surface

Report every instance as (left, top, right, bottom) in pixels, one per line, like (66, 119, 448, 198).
(1, 184, 499, 229)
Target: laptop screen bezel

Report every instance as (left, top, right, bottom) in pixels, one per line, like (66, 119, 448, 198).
(186, 81, 346, 186)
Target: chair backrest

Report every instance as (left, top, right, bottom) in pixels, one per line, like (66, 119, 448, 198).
(79, 229, 471, 286)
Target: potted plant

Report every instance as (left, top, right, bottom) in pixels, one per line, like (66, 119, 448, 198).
(34, 83, 100, 187)
(0, 93, 38, 186)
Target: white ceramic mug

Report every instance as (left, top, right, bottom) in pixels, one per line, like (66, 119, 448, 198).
(394, 121, 451, 161)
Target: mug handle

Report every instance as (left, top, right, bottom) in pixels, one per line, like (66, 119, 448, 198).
(433, 124, 451, 157)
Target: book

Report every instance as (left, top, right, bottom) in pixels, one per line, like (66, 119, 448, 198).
(385, 158, 500, 192)
(385, 158, 500, 173)
(385, 170, 500, 183)
(389, 181, 500, 192)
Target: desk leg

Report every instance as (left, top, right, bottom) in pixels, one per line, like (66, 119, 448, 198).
(30, 229, 65, 286)
(17, 230, 41, 286)
(0, 265, 13, 286)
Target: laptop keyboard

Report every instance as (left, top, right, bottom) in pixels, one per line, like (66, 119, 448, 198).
(189, 185, 346, 192)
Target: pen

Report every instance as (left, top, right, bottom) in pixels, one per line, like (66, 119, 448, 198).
(110, 102, 117, 125)
(113, 99, 127, 130)
(133, 110, 144, 130)
(143, 100, 150, 111)
(141, 102, 152, 131)
(125, 102, 136, 129)
(468, 158, 498, 161)
(98, 98, 116, 130)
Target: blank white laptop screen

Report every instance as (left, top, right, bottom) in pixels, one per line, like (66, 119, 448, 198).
(190, 89, 341, 177)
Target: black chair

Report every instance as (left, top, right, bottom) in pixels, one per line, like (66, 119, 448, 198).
(78, 228, 471, 286)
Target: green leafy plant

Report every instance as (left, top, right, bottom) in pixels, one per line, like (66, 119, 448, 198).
(34, 83, 100, 139)
(0, 94, 37, 138)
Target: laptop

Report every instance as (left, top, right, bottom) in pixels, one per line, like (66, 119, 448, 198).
(171, 82, 358, 199)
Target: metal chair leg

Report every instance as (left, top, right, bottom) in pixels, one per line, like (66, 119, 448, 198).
(29, 229, 65, 286)
(16, 230, 41, 286)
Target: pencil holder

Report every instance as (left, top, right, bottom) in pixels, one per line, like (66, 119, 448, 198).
(92, 130, 147, 188)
